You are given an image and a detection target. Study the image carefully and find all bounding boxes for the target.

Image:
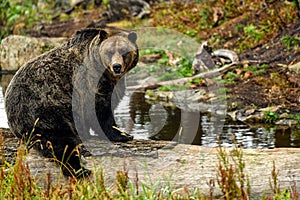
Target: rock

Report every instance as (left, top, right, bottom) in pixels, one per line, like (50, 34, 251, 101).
(235, 109, 266, 123)
(259, 105, 281, 113)
(0, 35, 67, 71)
(288, 61, 300, 74)
(279, 112, 290, 119)
(275, 119, 298, 126)
(106, 0, 151, 21)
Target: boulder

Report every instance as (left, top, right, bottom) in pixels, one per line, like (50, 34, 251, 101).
(288, 61, 300, 74)
(0, 35, 67, 71)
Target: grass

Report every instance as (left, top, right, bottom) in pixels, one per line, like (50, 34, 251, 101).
(264, 110, 280, 124)
(245, 64, 269, 76)
(289, 114, 300, 121)
(217, 136, 250, 199)
(1, 128, 299, 199)
(281, 35, 300, 50)
(132, 48, 194, 92)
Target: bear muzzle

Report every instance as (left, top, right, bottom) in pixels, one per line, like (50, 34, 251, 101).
(112, 63, 122, 76)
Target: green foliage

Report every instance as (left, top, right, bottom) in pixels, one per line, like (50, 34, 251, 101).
(158, 84, 190, 92)
(218, 78, 237, 85)
(177, 58, 194, 77)
(139, 49, 193, 85)
(220, 64, 269, 85)
(265, 110, 280, 123)
(237, 24, 266, 51)
(0, 0, 57, 40)
(246, 64, 269, 75)
(140, 49, 165, 56)
(158, 71, 184, 81)
(0, 145, 41, 199)
(243, 24, 263, 41)
(222, 71, 239, 84)
(151, 1, 214, 37)
(102, 0, 112, 5)
(225, 71, 239, 79)
(192, 78, 202, 84)
(281, 35, 300, 50)
(185, 29, 198, 37)
(289, 114, 300, 121)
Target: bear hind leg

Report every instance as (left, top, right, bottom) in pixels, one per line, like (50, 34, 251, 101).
(33, 133, 91, 178)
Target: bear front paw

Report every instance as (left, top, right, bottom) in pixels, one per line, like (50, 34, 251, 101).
(79, 145, 92, 157)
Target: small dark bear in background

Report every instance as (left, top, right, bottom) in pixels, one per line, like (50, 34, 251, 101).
(4, 27, 139, 178)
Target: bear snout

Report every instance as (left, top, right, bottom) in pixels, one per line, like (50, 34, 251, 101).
(112, 63, 122, 75)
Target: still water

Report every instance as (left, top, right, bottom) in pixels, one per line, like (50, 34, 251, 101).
(1, 75, 300, 148)
(114, 91, 300, 148)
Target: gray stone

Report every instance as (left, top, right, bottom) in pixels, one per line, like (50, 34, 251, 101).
(0, 35, 66, 71)
(289, 62, 300, 74)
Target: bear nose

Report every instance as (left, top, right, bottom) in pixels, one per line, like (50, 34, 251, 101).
(112, 63, 122, 74)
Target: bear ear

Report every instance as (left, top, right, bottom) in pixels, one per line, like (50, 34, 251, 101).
(99, 29, 108, 41)
(128, 32, 137, 43)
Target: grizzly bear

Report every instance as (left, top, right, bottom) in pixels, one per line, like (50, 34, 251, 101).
(4, 28, 139, 178)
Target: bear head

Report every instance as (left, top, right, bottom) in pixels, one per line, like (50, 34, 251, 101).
(97, 30, 138, 78)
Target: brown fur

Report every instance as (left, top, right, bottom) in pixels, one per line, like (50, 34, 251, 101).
(5, 28, 139, 178)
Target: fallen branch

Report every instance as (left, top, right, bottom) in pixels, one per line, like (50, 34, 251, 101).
(127, 60, 262, 91)
(127, 62, 236, 91)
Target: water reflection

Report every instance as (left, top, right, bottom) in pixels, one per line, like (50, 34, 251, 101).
(115, 90, 300, 149)
(1, 74, 300, 148)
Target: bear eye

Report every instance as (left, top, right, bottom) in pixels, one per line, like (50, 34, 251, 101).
(119, 48, 129, 56)
(106, 50, 114, 57)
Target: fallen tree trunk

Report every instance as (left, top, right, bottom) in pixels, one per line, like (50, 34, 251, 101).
(127, 62, 239, 91)
(128, 59, 264, 91)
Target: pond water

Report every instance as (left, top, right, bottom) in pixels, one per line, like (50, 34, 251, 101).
(1, 75, 300, 149)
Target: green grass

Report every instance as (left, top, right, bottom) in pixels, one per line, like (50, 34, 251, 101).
(158, 84, 190, 92)
(281, 35, 300, 50)
(289, 114, 300, 121)
(138, 49, 194, 83)
(243, 24, 263, 42)
(222, 71, 239, 85)
(264, 110, 280, 124)
(246, 64, 269, 76)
